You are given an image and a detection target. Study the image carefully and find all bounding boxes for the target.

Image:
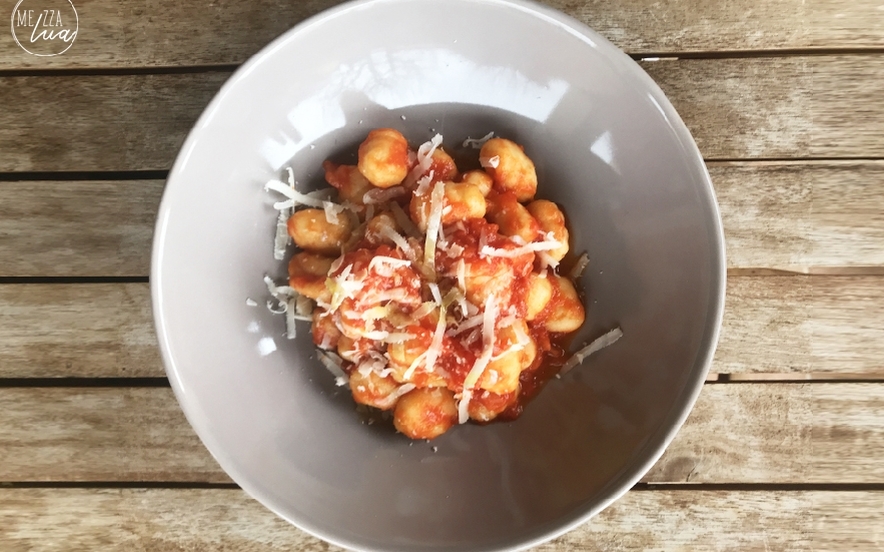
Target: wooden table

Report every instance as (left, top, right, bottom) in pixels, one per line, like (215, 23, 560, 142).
(1, 1, 883, 550)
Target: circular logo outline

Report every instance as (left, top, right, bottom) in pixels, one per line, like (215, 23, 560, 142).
(10, 0, 78, 57)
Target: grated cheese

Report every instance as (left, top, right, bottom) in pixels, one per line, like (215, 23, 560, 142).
(424, 304, 447, 374)
(317, 350, 349, 387)
(390, 202, 420, 238)
(423, 181, 445, 279)
(560, 327, 623, 374)
(265, 179, 331, 209)
(379, 226, 416, 261)
(462, 131, 494, 149)
(480, 155, 500, 169)
(369, 256, 412, 273)
(402, 350, 427, 381)
(322, 201, 344, 224)
(569, 253, 590, 280)
(480, 238, 562, 259)
(364, 186, 407, 204)
(428, 282, 442, 304)
(376, 383, 417, 410)
(404, 134, 443, 187)
(537, 251, 560, 270)
(411, 301, 436, 320)
(462, 296, 498, 392)
(415, 170, 435, 196)
(273, 207, 291, 260)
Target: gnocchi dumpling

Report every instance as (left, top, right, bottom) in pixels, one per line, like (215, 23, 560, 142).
(480, 138, 538, 202)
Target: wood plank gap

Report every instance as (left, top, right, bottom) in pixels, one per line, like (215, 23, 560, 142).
(636, 483, 884, 491)
(633, 47, 884, 60)
(0, 482, 239, 489)
(0, 65, 241, 78)
(717, 373, 884, 383)
(706, 156, 884, 163)
(0, 378, 169, 388)
(0, 277, 149, 284)
(727, 267, 884, 276)
(0, 170, 168, 181)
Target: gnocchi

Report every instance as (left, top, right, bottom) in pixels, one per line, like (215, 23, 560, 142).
(265, 130, 612, 440)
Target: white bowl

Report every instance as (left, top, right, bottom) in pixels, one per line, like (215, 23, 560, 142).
(152, 0, 726, 550)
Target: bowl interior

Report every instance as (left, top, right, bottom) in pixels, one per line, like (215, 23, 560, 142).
(152, 0, 725, 550)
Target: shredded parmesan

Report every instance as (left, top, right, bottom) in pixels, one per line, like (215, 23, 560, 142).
(462, 131, 494, 149)
(273, 207, 291, 260)
(415, 170, 435, 196)
(379, 226, 416, 261)
(457, 389, 472, 424)
(329, 264, 365, 311)
(322, 201, 344, 223)
(404, 134, 443, 187)
(375, 383, 417, 410)
(411, 302, 436, 320)
(369, 256, 412, 272)
(317, 350, 349, 387)
(428, 282, 442, 304)
(363, 186, 406, 204)
(382, 332, 415, 344)
(481, 238, 562, 259)
(424, 304, 447, 373)
(560, 327, 624, 374)
(457, 298, 498, 423)
(423, 181, 445, 279)
(569, 253, 590, 280)
(537, 251, 560, 270)
(480, 155, 500, 169)
(462, 296, 498, 391)
(390, 202, 420, 238)
(402, 350, 427, 381)
(446, 312, 483, 336)
(265, 179, 332, 209)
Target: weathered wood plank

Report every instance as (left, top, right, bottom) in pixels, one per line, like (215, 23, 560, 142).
(2, 162, 882, 276)
(1, 57, 882, 172)
(0, 181, 163, 277)
(9, 489, 880, 552)
(646, 384, 884, 484)
(0, 388, 229, 483)
(0, 72, 228, 173)
(1, 0, 881, 70)
(3, 275, 883, 378)
(713, 161, 884, 271)
(0, 284, 161, 378)
(642, 56, 884, 160)
(716, 276, 884, 375)
(0, 384, 882, 483)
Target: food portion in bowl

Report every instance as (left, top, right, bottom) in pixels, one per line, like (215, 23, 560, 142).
(265, 129, 619, 439)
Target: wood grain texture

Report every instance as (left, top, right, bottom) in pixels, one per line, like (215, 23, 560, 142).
(0, 388, 228, 483)
(713, 161, 884, 271)
(0, 73, 228, 172)
(642, 55, 884, 159)
(716, 276, 884, 375)
(0, 384, 882, 483)
(1, 0, 882, 69)
(646, 383, 884, 484)
(0, 181, 163, 277)
(3, 275, 882, 378)
(6, 489, 880, 552)
(1, 162, 882, 277)
(2, 57, 883, 172)
(0, 284, 161, 378)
